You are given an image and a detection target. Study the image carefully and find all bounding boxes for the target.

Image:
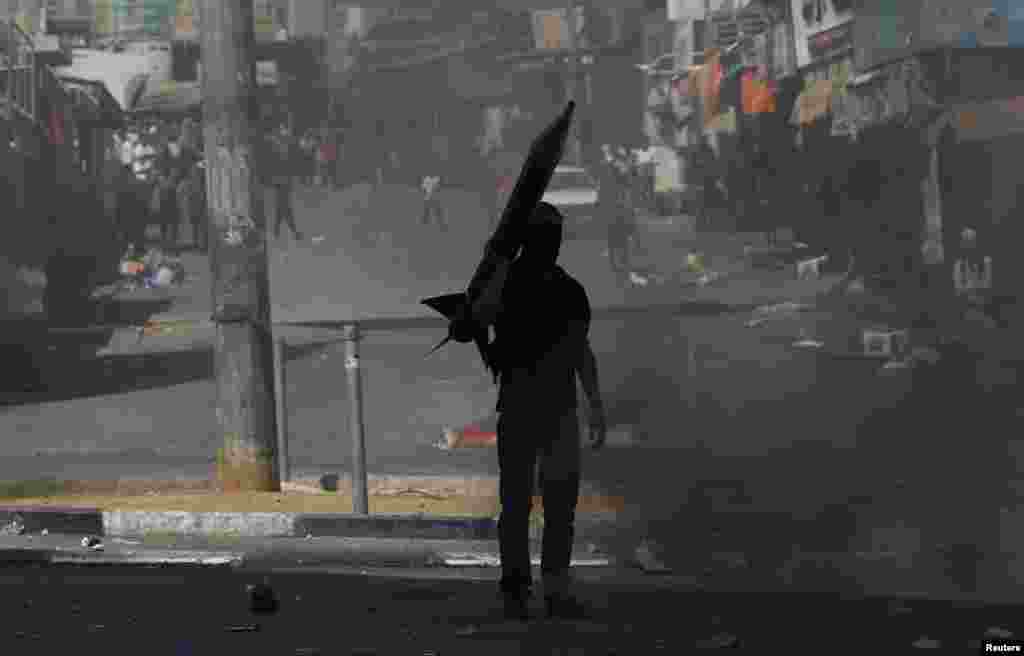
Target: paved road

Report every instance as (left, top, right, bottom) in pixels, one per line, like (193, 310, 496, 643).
(268, 183, 725, 324)
(5, 183, 1024, 602)
(0, 561, 1018, 654)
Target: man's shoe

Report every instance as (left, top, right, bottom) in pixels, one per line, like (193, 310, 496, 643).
(502, 588, 531, 621)
(545, 594, 591, 621)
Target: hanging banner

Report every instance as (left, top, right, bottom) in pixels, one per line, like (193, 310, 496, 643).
(254, 0, 282, 42)
(790, 0, 856, 69)
(701, 48, 722, 128)
(143, 0, 176, 36)
(175, 0, 196, 40)
(741, 71, 776, 115)
(530, 7, 585, 50)
(94, 0, 115, 36)
(15, 11, 36, 35)
(795, 78, 833, 125)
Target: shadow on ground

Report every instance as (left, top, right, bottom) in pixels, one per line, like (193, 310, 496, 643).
(0, 306, 331, 407)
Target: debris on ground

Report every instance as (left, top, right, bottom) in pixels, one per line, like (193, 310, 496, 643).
(909, 346, 942, 365)
(247, 582, 279, 615)
(118, 246, 186, 291)
(1, 516, 26, 535)
(319, 473, 340, 492)
(754, 301, 815, 316)
(796, 255, 828, 280)
(984, 627, 1015, 639)
(629, 272, 649, 287)
(80, 536, 103, 550)
(375, 487, 449, 501)
(911, 636, 941, 649)
(633, 540, 671, 574)
(886, 601, 912, 617)
(697, 271, 724, 287)
(696, 632, 742, 648)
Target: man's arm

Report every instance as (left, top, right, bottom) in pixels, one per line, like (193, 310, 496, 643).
(577, 338, 603, 415)
(577, 336, 607, 449)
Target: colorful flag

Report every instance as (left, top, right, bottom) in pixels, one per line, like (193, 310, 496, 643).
(702, 48, 722, 128)
(876, 0, 901, 51)
(742, 71, 776, 115)
(993, 0, 1024, 46)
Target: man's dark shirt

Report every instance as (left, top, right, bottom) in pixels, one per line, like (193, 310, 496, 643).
(492, 260, 591, 416)
(157, 147, 198, 188)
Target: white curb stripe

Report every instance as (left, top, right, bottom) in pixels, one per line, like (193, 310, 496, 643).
(440, 554, 611, 568)
(49, 550, 244, 566)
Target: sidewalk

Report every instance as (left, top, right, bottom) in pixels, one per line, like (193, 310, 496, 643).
(1, 534, 1022, 652)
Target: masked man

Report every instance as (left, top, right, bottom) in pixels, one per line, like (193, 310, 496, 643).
(484, 201, 607, 621)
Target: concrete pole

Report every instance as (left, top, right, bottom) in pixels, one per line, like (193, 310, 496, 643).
(564, 2, 581, 166)
(199, 0, 281, 492)
(343, 324, 369, 515)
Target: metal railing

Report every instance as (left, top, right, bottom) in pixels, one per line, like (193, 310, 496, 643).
(0, 18, 36, 122)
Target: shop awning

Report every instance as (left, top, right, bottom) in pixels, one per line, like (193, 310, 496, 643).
(131, 81, 201, 116)
(330, 0, 644, 8)
(448, 55, 520, 103)
(791, 79, 833, 126)
(54, 49, 152, 112)
(58, 76, 124, 127)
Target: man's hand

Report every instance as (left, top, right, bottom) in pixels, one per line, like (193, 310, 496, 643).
(588, 403, 607, 450)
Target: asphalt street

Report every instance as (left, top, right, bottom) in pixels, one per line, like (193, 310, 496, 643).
(4, 183, 1024, 603)
(0, 561, 1020, 654)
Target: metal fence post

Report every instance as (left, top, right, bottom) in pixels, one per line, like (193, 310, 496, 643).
(344, 323, 369, 515)
(272, 336, 290, 483)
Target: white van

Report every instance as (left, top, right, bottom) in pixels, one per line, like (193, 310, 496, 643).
(122, 40, 172, 85)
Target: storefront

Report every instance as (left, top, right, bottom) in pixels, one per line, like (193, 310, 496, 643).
(941, 86, 1024, 303)
(686, 15, 801, 235)
(851, 1, 1024, 302)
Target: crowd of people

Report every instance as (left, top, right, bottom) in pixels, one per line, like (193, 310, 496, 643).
(109, 116, 206, 252)
(592, 144, 653, 278)
(105, 116, 349, 252)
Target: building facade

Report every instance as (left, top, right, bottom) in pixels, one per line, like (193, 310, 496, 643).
(852, 0, 1024, 301)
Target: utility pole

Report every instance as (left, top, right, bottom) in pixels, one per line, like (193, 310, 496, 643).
(322, 0, 332, 127)
(199, 0, 281, 492)
(564, 2, 581, 165)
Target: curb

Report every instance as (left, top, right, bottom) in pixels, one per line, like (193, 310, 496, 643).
(442, 424, 642, 450)
(0, 544, 243, 567)
(1, 507, 619, 543)
(0, 474, 618, 503)
(48, 550, 244, 566)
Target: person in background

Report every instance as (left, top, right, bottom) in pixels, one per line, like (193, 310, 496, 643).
(954, 227, 992, 303)
(114, 130, 144, 248)
(421, 172, 445, 231)
(174, 137, 206, 252)
(154, 135, 198, 250)
(301, 130, 317, 187)
(268, 125, 304, 241)
(180, 117, 201, 154)
(329, 129, 343, 189)
(607, 152, 636, 277)
(132, 131, 159, 244)
(318, 129, 337, 190)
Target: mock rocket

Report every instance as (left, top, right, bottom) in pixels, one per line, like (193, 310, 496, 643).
(421, 101, 576, 376)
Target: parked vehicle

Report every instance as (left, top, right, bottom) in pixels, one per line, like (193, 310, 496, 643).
(0, 19, 123, 327)
(542, 165, 600, 239)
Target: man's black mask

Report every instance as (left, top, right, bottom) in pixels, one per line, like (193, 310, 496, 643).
(519, 201, 563, 269)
